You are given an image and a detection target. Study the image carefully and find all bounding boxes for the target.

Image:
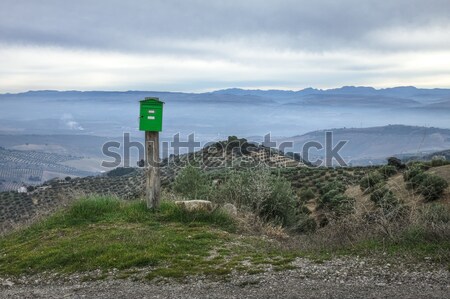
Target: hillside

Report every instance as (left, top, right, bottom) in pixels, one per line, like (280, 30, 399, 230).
(1, 137, 449, 231)
(281, 125, 450, 165)
(0, 140, 310, 231)
(0, 141, 449, 297)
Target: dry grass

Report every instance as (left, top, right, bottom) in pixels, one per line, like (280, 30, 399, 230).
(232, 210, 289, 240)
(283, 196, 450, 264)
(426, 165, 450, 204)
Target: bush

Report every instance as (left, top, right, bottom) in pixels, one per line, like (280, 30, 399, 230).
(216, 168, 296, 226)
(370, 184, 398, 209)
(406, 161, 430, 171)
(318, 190, 354, 215)
(298, 188, 315, 203)
(321, 180, 346, 195)
(431, 157, 446, 167)
(378, 165, 397, 179)
(359, 171, 384, 192)
(404, 166, 448, 201)
(319, 189, 341, 205)
(260, 176, 296, 225)
(416, 174, 448, 202)
(403, 166, 426, 189)
(403, 166, 423, 181)
(294, 213, 317, 233)
(173, 165, 212, 200)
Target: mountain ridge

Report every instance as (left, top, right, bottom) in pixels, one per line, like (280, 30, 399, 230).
(2, 85, 450, 97)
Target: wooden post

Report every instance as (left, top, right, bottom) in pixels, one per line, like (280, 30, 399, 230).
(145, 131, 160, 209)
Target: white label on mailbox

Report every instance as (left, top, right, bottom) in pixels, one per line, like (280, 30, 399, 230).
(148, 110, 155, 113)
(147, 116, 155, 120)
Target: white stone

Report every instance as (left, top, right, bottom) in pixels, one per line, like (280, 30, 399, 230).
(175, 200, 213, 212)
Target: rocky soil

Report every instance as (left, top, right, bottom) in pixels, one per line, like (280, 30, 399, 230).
(1, 257, 448, 299)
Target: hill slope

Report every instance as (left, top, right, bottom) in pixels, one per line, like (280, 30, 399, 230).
(281, 125, 450, 165)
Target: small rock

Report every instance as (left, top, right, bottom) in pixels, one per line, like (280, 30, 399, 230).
(175, 200, 213, 212)
(2, 280, 14, 287)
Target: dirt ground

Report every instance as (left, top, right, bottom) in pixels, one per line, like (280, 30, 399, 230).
(1, 257, 448, 299)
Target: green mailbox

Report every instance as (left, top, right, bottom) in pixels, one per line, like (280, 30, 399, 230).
(139, 97, 164, 131)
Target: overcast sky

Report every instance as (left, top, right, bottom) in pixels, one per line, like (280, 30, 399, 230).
(0, 0, 449, 92)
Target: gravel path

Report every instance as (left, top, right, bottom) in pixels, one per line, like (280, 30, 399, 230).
(1, 257, 449, 299)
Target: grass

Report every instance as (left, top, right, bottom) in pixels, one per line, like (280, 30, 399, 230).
(1, 194, 449, 280)
(0, 196, 294, 280)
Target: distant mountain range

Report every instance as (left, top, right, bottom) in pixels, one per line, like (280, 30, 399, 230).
(213, 86, 450, 100)
(212, 86, 450, 109)
(0, 86, 449, 150)
(3, 85, 450, 105)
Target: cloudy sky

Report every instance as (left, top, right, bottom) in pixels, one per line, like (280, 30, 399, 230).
(0, 0, 449, 93)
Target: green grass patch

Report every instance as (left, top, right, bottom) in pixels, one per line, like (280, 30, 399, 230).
(1, 195, 448, 280)
(0, 196, 236, 275)
(0, 196, 295, 279)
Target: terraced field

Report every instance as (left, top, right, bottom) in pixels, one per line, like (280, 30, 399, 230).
(0, 147, 95, 192)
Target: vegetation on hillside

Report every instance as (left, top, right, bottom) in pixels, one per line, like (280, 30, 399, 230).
(1, 154, 449, 281)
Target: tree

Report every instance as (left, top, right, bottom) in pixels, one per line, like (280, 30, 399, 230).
(387, 156, 405, 169)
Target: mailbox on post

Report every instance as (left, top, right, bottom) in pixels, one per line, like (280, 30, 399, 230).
(139, 97, 164, 132)
(139, 97, 164, 210)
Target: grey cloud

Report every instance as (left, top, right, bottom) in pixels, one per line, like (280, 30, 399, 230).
(0, 0, 449, 54)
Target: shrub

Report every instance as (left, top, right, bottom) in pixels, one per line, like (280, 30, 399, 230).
(319, 189, 341, 205)
(216, 168, 296, 226)
(404, 167, 448, 201)
(294, 213, 317, 233)
(370, 184, 399, 209)
(318, 190, 354, 215)
(172, 165, 212, 200)
(260, 176, 296, 225)
(359, 171, 384, 192)
(403, 166, 426, 189)
(406, 161, 430, 171)
(416, 174, 448, 202)
(378, 165, 397, 179)
(403, 166, 423, 182)
(431, 157, 446, 167)
(298, 188, 315, 203)
(321, 180, 346, 195)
